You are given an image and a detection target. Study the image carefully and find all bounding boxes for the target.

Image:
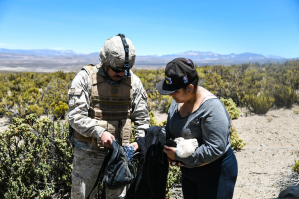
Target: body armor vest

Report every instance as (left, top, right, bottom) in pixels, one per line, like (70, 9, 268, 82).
(83, 65, 133, 149)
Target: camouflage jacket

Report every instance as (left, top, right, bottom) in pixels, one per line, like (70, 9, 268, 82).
(68, 65, 150, 151)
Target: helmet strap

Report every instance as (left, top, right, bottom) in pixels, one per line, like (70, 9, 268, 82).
(117, 33, 131, 77)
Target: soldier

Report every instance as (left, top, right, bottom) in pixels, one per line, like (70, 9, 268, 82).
(68, 34, 150, 199)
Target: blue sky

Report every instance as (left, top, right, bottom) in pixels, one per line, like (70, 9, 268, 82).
(0, 0, 298, 58)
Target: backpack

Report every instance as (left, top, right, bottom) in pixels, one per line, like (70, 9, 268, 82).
(87, 140, 140, 199)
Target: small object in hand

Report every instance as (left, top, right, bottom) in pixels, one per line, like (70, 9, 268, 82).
(124, 145, 134, 160)
(165, 138, 177, 147)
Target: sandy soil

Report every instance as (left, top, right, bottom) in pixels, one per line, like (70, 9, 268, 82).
(232, 107, 299, 199)
(0, 117, 9, 132)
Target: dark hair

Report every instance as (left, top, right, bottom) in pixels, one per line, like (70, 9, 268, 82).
(182, 75, 199, 93)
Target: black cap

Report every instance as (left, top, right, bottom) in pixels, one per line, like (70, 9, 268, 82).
(156, 57, 198, 95)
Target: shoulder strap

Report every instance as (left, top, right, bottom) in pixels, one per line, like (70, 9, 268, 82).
(82, 64, 94, 84)
(122, 75, 133, 87)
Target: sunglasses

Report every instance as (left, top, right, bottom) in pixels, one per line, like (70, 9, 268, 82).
(110, 67, 125, 73)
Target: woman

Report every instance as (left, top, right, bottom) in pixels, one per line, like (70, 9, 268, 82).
(156, 57, 238, 199)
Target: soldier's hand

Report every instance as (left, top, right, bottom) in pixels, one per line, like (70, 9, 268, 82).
(101, 131, 115, 148)
(129, 142, 139, 152)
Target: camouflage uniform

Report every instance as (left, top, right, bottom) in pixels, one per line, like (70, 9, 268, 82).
(68, 65, 150, 199)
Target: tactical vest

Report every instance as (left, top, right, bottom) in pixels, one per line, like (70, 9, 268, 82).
(80, 64, 133, 149)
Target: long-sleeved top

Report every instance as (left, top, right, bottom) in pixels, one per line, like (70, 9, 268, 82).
(68, 65, 150, 151)
(163, 98, 231, 168)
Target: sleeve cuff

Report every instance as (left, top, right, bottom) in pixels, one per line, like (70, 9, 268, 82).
(92, 126, 106, 139)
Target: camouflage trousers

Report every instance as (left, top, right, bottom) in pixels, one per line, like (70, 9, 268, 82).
(71, 146, 127, 199)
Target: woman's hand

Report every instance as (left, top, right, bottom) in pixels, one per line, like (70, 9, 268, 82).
(163, 145, 176, 159)
(163, 145, 185, 167)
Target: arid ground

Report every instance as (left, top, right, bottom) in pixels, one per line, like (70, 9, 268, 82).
(232, 107, 299, 199)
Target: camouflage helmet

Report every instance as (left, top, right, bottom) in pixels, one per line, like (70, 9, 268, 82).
(99, 35, 136, 69)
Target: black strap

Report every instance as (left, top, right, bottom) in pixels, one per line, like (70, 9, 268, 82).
(86, 148, 112, 199)
(117, 33, 131, 77)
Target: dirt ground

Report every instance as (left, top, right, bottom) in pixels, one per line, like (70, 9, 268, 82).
(232, 107, 299, 199)
(1, 107, 299, 199)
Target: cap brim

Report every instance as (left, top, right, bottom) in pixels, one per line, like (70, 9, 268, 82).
(156, 79, 181, 95)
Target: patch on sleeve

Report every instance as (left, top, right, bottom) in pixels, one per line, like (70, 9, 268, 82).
(68, 88, 83, 95)
(142, 90, 148, 99)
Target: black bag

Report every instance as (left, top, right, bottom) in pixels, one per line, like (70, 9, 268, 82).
(101, 140, 138, 189)
(87, 140, 139, 199)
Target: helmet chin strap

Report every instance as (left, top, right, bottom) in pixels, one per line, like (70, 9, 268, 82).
(117, 33, 131, 77)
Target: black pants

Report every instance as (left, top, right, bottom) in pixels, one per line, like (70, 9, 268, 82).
(180, 147, 238, 199)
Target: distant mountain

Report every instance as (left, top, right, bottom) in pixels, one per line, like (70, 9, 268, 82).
(135, 50, 287, 68)
(0, 48, 289, 72)
(137, 51, 285, 62)
(0, 48, 79, 56)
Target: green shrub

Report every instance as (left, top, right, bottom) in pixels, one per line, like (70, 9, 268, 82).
(221, 97, 246, 150)
(244, 93, 275, 114)
(166, 165, 181, 197)
(273, 85, 297, 108)
(0, 114, 72, 199)
(149, 111, 158, 126)
(50, 101, 69, 119)
(292, 159, 299, 173)
(164, 96, 172, 113)
(230, 124, 246, 150)
(220, 97, 240, 119)
(26, 104, 44, 117)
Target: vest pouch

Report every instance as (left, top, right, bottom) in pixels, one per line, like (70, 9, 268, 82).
(92, 120, 108, 150)
(92, 120, 121, 150)
(120, 119, 132, 146)
(107, 120, 119, 140)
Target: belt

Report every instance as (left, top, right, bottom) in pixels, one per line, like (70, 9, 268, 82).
(73, 131, 105, 150)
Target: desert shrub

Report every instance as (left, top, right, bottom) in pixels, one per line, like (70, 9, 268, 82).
(292, 159, 299, 173)
(0, 114, 72, 199)
(163, 96, 172, 113)
(230, 123, 246, 150)
(26, 104, 44, 116)
(220, 97, 245, 150)
(50, 101, 69, 119)
(166, 165, 181, 197)
(220, 97, 240, 119)
(244, 93, 275, 114)
(273, 85, 297, 108)
(149, 110, 158, 126)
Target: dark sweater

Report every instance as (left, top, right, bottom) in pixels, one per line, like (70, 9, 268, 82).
(125, 126, 169, 199)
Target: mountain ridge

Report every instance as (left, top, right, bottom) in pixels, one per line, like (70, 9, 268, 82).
(0, 48, 292, 72)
